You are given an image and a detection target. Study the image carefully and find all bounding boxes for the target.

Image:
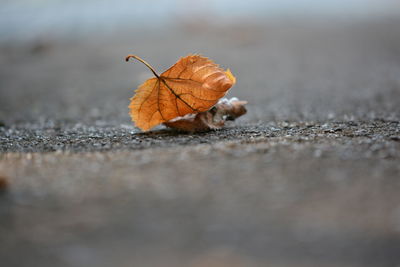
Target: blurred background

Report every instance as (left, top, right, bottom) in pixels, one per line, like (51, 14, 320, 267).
(1, 1, 400, 267)
(1, 0, 399, 125)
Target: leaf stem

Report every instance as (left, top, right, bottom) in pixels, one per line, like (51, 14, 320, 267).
(125, 54, 160, 78)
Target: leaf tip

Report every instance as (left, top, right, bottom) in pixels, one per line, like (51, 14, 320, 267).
(225, 68, 236, 84)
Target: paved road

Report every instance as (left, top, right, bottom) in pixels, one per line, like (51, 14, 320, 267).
(1, 20, 400, 266)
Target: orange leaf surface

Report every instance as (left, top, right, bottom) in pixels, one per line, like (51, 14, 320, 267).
(126, 54, 236, 131)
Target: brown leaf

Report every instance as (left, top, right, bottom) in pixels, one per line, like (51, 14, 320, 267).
(164, 97, 247, 132)
(0, 175, 8, 191)
(126, 54, 236, 131)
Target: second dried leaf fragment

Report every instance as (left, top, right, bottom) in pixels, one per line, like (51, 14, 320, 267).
(164, 97, 247, 132)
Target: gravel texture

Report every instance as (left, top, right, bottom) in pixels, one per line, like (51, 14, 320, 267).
(1, 120, 399, 153)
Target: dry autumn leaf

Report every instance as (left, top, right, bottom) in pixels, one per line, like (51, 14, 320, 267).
(126, 54, 236, 131)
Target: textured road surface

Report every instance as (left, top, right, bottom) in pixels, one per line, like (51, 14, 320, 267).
(1, 20, 400, 267)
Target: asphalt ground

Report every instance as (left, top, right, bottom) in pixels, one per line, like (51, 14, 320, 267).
(1, 20, 400, 266)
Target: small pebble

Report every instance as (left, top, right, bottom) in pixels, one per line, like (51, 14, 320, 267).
(0, 175, 9, 190)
